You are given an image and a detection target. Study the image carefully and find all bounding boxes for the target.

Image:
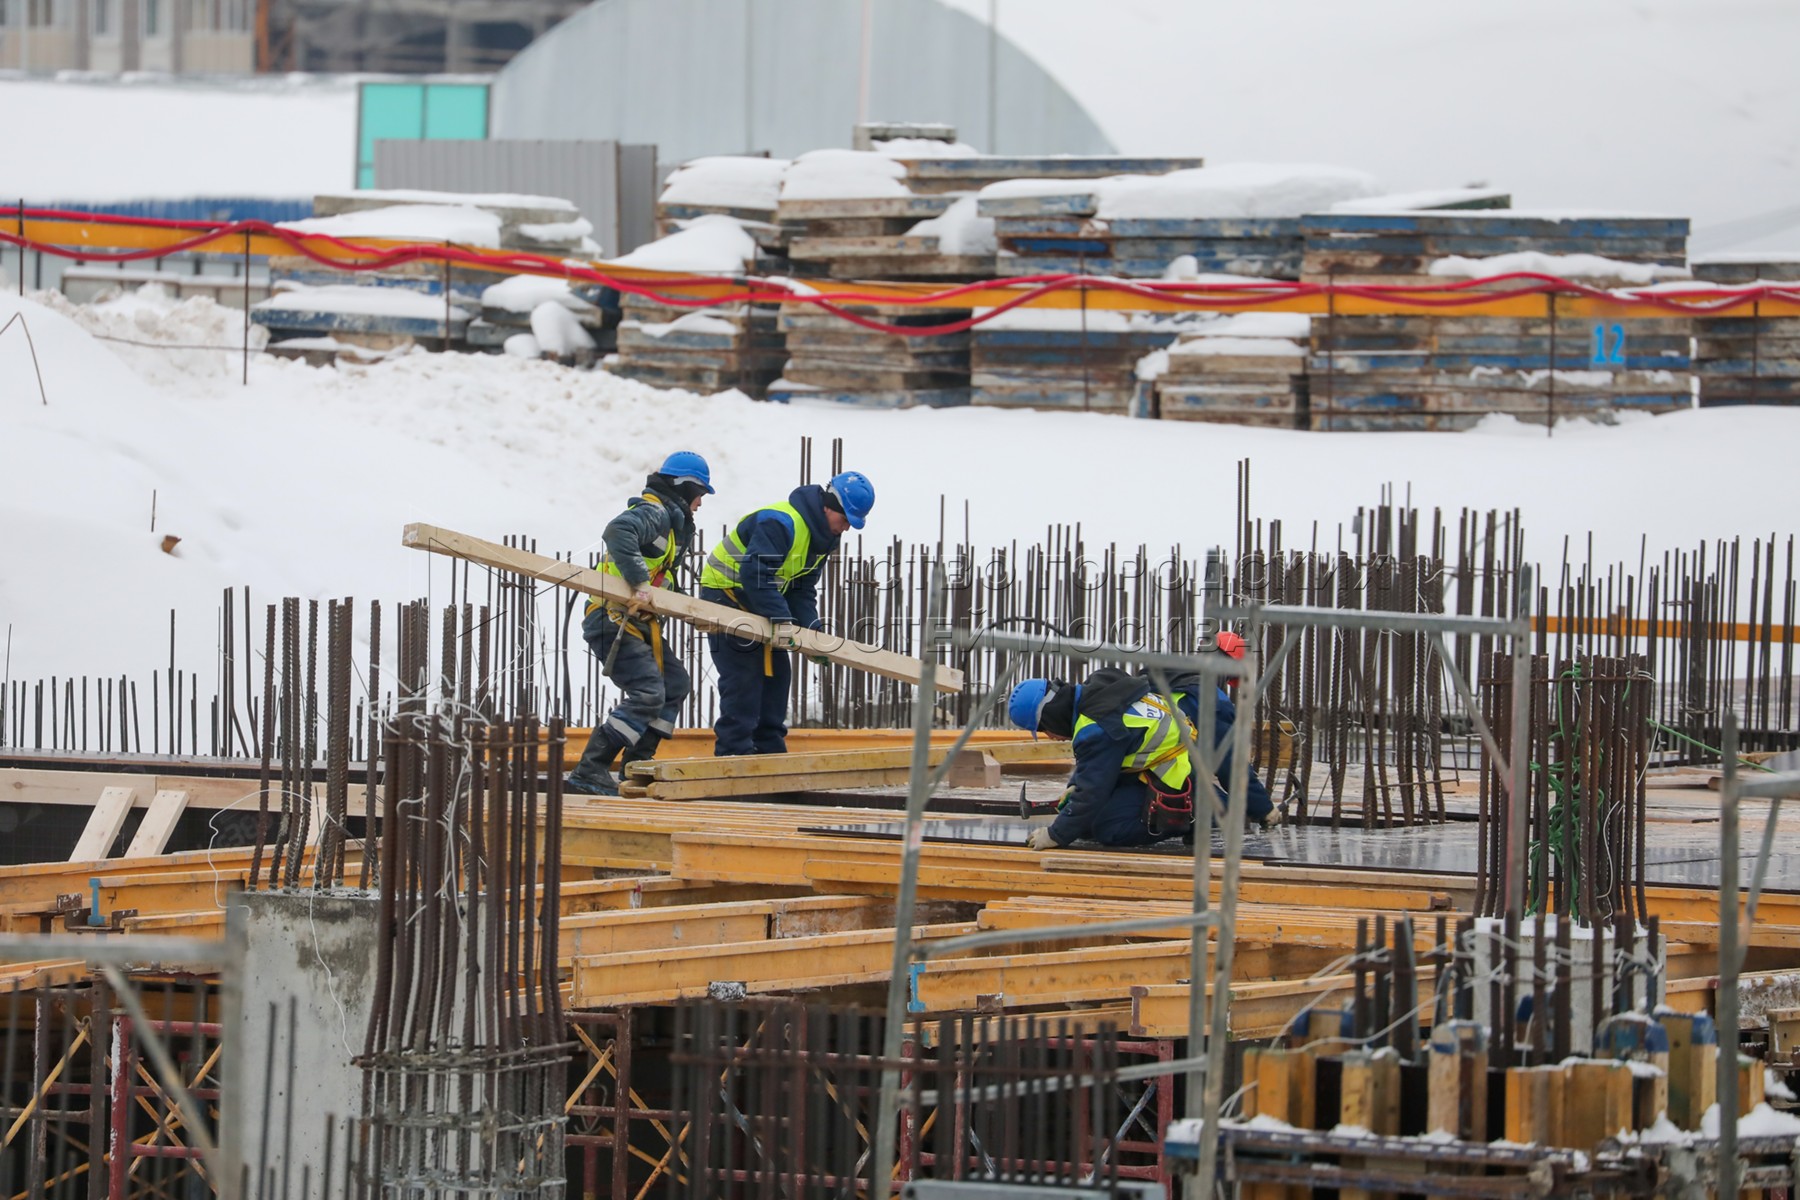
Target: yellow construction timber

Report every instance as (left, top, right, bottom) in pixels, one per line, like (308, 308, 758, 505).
(403, 523, 963, 693)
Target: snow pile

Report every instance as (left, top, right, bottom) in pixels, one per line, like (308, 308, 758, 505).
(780, 149, 910, 201)
(518, 217, 600, 253)
(1702, 1102, 1800, 1137)
(34, 287, 270, 388)
(481, 275, 600, 317)
(279, 205, 505, 248)
(1769, 1069, 1799, 1102)
(607, 214, 758, 273)
(253, 285, 473, 321)
(529, 303, 597, 356)
(907, 197, 997, 255)
(628, 312, 740, 339)
(1173, 336, 1306, 357)
(1634, 1114, 1693, 1145)
(503, 333, 541, 358)
(981, 163, 1380, 219)
(1429, 253, 1691, 284)
(659, 156, 793, 212)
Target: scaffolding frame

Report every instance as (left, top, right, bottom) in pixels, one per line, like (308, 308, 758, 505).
(868, 557, 1537, 1197)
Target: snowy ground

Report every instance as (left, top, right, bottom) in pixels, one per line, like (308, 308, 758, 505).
(2, 283, 1797, 685)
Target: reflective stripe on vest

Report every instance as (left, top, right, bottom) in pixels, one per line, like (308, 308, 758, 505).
(590, 493, 681, 617)
(1074, 695, 1195, 792)
(699, 501, 815, 593)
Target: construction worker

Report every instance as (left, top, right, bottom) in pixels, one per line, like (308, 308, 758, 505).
(566, 451, 714, 796)
(1009, 654, 1273, 850)
(699, 471, 876, 756)
(1140, 629, 1275, 825)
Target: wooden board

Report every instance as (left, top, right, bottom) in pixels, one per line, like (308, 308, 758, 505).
(123, 790, 190, 859)
(68, 786, 137, 862)
(401, 523, 962, 693)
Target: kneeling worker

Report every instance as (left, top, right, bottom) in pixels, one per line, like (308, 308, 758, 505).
(567, 451, 714, 796)
(699, 471, 876, 756)
(1009, 660, 1273, 851)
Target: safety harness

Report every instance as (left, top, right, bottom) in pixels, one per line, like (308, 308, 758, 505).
(590, 491, 681, 671)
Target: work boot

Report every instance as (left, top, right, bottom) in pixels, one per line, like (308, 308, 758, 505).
(618, 730, 664, 783)
(566, 726, 628, 797)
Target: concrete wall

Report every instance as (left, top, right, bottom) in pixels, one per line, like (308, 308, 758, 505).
(231, 890, 379, 1191)
(492, 0, 1114, 163)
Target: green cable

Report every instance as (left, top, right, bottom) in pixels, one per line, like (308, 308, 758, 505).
(1649, 719, 1776, 771)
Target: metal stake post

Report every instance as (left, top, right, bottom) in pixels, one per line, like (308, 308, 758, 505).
(1505, 565, 1535, 920)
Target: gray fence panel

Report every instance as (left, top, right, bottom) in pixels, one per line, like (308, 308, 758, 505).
(373, 139, 660, 257)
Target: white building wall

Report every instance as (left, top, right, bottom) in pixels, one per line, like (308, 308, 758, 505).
(492, 0, 1113, 162)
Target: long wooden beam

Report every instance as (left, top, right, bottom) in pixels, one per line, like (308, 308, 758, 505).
(402, 523, 963, 693)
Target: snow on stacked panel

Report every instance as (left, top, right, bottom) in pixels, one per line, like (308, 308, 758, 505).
(1147, 313, 1311, 427)
(969, 307, 1198, 415)
(253, 190, 603, 359)
(1301, 210, 1695, 430)
(1692, 255, 1800, 408)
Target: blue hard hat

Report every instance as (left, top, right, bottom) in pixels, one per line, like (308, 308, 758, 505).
(1008, 678, 1054, 737)
(825, 471, 875, 529)
(659, 450, 715, 494)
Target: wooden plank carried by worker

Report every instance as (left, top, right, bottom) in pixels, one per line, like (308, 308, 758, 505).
(122, 790, 190, 859)
(402, 523, 963, 693)
(68, 786, 139, 862)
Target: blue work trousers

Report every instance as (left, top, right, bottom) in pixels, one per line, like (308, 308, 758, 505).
(581, 607, 689, 745)
(708, 630, 792, 756)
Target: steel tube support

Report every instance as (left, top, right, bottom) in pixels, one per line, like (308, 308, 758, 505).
(871, 561, 946, 1196)
(1193, 629, 1260, 1200)
(1504, 565, 1535, 920)
(1719, 713, 1742, 1199)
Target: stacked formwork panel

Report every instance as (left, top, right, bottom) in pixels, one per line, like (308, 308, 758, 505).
(1301, 211, 1694, 430)
(1693, 255, 1800, 407)
(612, 295, 787, 397)
(1145, 313, 1312, 426)
(972, 310, 1195, 415)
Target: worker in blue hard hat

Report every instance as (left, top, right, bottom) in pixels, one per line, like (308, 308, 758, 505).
(699, 470, 875, 756)
(1008, 659, 1272, 850)
(566, 451, 715, 796)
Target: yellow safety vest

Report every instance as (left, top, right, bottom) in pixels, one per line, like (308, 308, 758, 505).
(699, 501, 817, 594)
(588, 492, 682, 619)
(1074, 694, 1195, 793)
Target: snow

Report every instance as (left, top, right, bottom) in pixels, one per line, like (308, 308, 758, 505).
(518, 217, 597, 244)
(480, 275, 600, 317)
(252, 285, 472, 321)
(1694, 252, 1800, 265)
(503, 333, 541, 358)
(1171, 336, 1305, 358)
(628, 312, 740, 339)
(279, 205, 505, 248)
(529, 302, 597, 356)
(907, 197, 997, 256)
(0, 75, 356, 202)
(1429, 253, 1692, 284)
(779, 149, 910, 201)
(330, 189, 577, 213)
(1331, 189, 1512, 213)
(1635, 1114, 1693, 1145)
(1703, 1102, 1800, 1137)
(1768, 1069, 1798, 1102)
(659, 156, 792, 212)
(872, 138, 980, 158)
(981, 163, 1380, 219)
(606, 215, 757, 274)
(4, 283, 1800, 689)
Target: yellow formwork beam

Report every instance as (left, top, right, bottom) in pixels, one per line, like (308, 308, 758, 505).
(20, 214, 1800, 319)
(569, 921, 978, 1007)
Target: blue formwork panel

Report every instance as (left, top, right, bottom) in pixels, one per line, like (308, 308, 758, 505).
(44, 196, 315, 224)
(972, 386, 1131, 411)
(268, 268, 485, 305)
(999, 253, 1302, 279)
(764, 385, 970, 409)
(250, 307, 467, 339)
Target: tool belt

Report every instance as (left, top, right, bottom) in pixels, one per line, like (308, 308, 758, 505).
(600, 604, 665, 671)
(1139, 770, 1196, 839)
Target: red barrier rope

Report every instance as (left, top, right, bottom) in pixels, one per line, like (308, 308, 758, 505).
(6, 206, 1798, 336)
